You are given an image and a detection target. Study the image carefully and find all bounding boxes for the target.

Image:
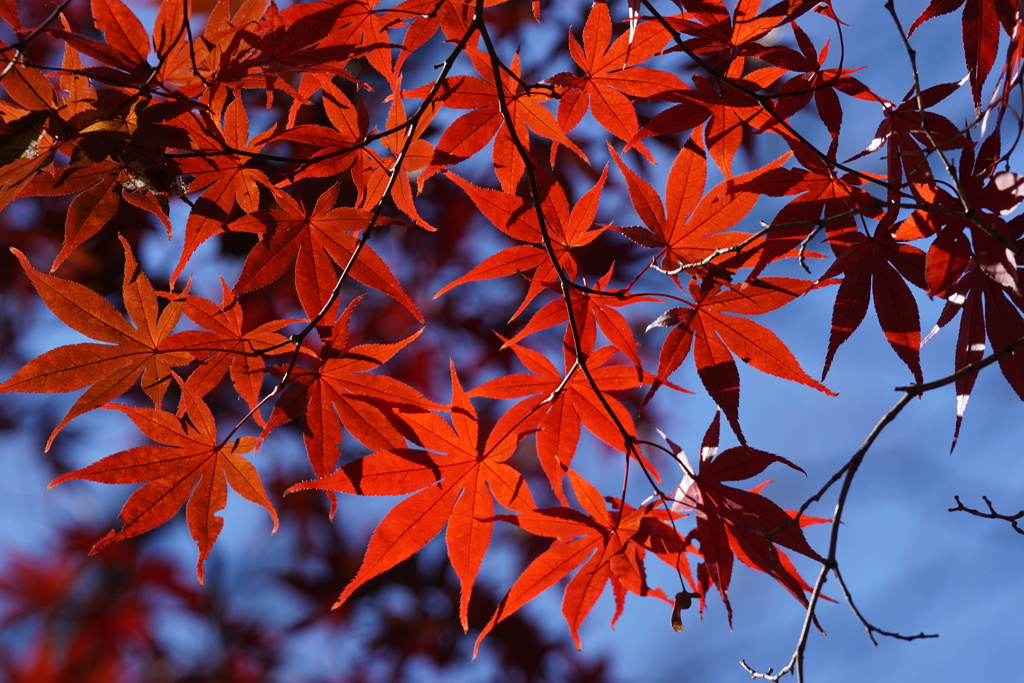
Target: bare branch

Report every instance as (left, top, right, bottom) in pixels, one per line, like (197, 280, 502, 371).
(950, 496, 1024, 536)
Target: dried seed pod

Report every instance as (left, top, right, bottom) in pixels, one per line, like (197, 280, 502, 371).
(671, 591, 700, 632)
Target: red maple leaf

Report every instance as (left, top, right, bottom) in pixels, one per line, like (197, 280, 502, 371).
(233, 184, 420, 321)
(627, 69, 787, 177)
(499, 269, 657, 378)
(908, 0, 1018, 106)
(5, 0, 1020, 662)
(167, 280, 299, 417)
(48, 0, 153, 80)
(49, 386, 278, 583)
(405, 47, 586, 192)
(646, 277, 834, 441)
(548, 1, 682, 160)
(477, 469, 693, 650)
(470, 343, 650, 504)
(171, 97, 279, 282)
(739, 131, 883, 276)
(894, 133, 1024, 297)
(667, 413, 822, 623)
(923, 261, 1024, 449)
(819, 218, 927, 383)
(358, 93, 439, 232)
(275, 79, 374, 184)
(763, 23, 879, 157)
(264, 299, 443, 514)
(850, 82, 968, 197)
(314, 0, 403, 85)
(1, 238, 193, 448)
(288, 361, 535, 630)
(611, 133, 787, 273)
(436, 168, 608, 315)
(666, 0, 812, 65)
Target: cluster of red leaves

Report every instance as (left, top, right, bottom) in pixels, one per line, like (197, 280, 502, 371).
(1, 0, 1023, 655)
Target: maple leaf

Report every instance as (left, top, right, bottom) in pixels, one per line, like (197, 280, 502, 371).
(762, 23, 880, 157)
(22, 79, 195, 269)
(0, 109, 58, 212)
(923, 262, 1024, 450)
(819, 219, 927, 383)
(171, 98, 279, 282)
(908, 0, 1018, 107)
(47, 0, 153, 81)
(499, 266, 658, 378)
(435, 168, 607, 315)
(49, 176, 119, 270)
(392, 0, 510, 51)
(850, 82, 967, 197)
(167, 280, 299, 416)
(666, 0, 808, 66)
(49, 386, 278, 583)
(646, 277, 834, 442)
(280, 79, 374, 183)
(628, 66, 787, 178)
(151, 0, 191, 86)
(405, 47, 586, 193)
(611, 134, 788, 274)
(188, 97, 276, 214)
(0, 0, 21, 32)
(548, 1, 682, 159)
(264, 299, 444, 515)
(470, 344, 649, 504)
(477, 469, 693, 650)
(0, 51, 74, 212)
(667, 413, 822, 623)
(738, 137, 882, 275)
(0, 238, 193, 449)
(177, 0, 384, 97)
(233, 184, 421, 321)
(976, 273, 1024, 414)
(289, 361, 535, 631)
(319, 0, 403, 85)
(358, 92, 439, 232)
(259, 1, 394, 74)
(5, 0, 1024, 664)
(163, 0, 271, 95)
(895, 133, 1024, 297)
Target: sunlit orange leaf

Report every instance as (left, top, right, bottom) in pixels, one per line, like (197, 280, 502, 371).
(1, 238, 193, 448)
(50, 386, 278, 583)
(290, 362, 535, 630)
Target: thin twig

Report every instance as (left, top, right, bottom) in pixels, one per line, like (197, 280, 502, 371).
(950, 496, 1024, 536)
